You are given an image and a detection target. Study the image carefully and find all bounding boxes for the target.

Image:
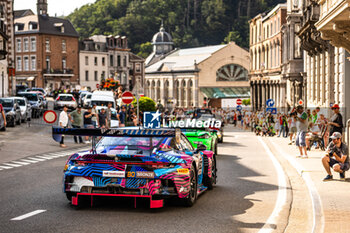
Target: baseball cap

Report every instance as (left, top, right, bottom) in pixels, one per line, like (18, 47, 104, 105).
(331, 104, 340, 109)
(330, 132, 342, 140)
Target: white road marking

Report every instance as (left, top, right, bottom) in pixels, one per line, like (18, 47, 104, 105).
(35, 155, 53, 160)
(258, 137, 287, 233)
(0, 165, 13, 169)
(2, 163, 22, 167)
(27, 157, 46, 161)
(20, 159, 39, 163)
(11, 210, 47, 221)
(268, 139, 324, 233)
(11, 161, 30, 165)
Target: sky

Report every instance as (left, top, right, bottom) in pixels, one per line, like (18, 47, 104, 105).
(14, 0, 96, 17)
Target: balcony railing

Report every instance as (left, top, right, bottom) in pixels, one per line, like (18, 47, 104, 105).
(43, 68, 73, 74)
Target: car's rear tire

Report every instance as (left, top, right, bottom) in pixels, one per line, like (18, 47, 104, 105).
(204, 156, 217, 190)
(183, 165, 197, 207)
(66, 192, 75, 201)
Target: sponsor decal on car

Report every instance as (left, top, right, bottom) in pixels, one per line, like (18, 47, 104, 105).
(103, 170, 125, 178)
(177, 168, 189, 175)
(136, 171, 155, 179)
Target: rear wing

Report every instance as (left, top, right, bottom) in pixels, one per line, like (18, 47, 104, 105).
(52, 126, 176, 142)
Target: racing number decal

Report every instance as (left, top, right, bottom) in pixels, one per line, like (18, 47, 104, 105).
(127, 171, 136, 178)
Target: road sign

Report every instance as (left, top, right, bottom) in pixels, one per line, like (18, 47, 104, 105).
(236, 99, 242, 105)
(298, 99, 303, 105)
(236, 105, 242, 111)
(43, 110, 57, 124)
(266, 108, 277, 115)
(266, 99, 275, 107)
(121, 91, 134, 104)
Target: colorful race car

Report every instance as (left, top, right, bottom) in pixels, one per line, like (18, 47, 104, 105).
(52, 127, 217, 208)
(182, 128, 218, 155)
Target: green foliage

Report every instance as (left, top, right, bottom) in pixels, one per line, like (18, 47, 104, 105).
(67, 0, 283, 52)
(242, 99, 251, 106)
(136, 42, 153, 58)
(132, 97, 156, 112)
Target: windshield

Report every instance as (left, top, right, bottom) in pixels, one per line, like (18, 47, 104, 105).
(19, 93, 38, 101)
(95, 136, 171, 154)
(58, 96, 73, 101)
(86, 94, 92, 99)
(91, 100, 114, 107)
(31, 88, 45, 94)
(0, 99, 14, 108)
(17, 99, 26, 106)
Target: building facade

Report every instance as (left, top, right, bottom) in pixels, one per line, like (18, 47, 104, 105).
(249, 4, 287, 111)
(129, 53, 145, 95)
(79, 38, 108, 91)
(0, 0, 14, 97)
(295, 0, 350, 121)
(105, 35, 131, 90)
(14, 0, 79, 91)
(146, 42, 250, 109)
(281, 0, 304, 108)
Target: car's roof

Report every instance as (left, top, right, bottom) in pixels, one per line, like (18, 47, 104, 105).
(58, 93, 73, 96)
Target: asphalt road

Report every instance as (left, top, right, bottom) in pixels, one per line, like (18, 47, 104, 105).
(0, 126, 284, 233)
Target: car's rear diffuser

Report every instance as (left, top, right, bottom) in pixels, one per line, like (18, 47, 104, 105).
(71, 193, 164, 208)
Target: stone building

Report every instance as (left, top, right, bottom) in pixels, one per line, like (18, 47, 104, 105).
(129, 53, 145, 94)
(79, 37, 108, 91)
(296, 0, 350, 120)
(0, 0, 14, 97)
(145, 33, 250, 109)
(249, 4, 287, 111)
(14, 0, 79, 90)
(281, 0, 304, 108)
(105, 35, 131, 90)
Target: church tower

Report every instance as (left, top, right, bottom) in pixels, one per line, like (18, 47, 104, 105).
(151, 23, 173, 56)
(37, 0, 48, 15)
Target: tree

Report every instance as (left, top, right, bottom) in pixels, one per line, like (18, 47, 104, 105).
(242, 99, 251, 106)
(132, 97, 157, 112)
(136, 42, 153, 58)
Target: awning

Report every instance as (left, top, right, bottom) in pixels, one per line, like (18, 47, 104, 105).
(27, 76, 35, 81)
(200, 87, 250, 98)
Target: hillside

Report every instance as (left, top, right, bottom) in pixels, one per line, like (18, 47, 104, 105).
(67, 0, 285, 57)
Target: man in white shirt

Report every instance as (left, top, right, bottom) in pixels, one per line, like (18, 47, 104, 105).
(59, 105, 69, 148)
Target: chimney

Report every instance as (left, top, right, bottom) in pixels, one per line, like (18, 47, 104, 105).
(37, 0, 48, 16)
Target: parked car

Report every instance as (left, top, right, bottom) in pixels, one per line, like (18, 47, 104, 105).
(10, 96, 32, 122)
(0, 98, 21, 127)
(17, 92, 43, 118)
(91, 91, 116, 110)
(26, 87, 47, 97)
(54, 94, 77, 110)
(82, 93, 92, 108)
(16, 84, 28, 95)
(0, 104, 5, 131)
(78, 91, 90, 105)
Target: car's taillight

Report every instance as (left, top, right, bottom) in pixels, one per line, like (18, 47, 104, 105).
(72, 96, 76, 101)
(56, 97, 60, 101)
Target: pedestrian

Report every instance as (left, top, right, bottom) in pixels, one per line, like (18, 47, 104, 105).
(83, 106, 96, 143)
(106, 102, 113, 128)
(294, 105, 308, 158)
(68, 105, 83, 144)
(118, 105, 127, 127)
(288, 112, 297, 145)
(322, 132, 349, 181)
(58, 105, 69, 148)
(98, 108, 108, 128)
(0, 102, 7, 129)
(328, 104, 343, 142)
(91, 104, 98, 128)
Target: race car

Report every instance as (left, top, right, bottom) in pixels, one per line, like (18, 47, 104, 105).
(52, 127, 217, 208)
(181, 128, 218, 155)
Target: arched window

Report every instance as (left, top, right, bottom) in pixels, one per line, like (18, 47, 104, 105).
(216, 64, 248, 81)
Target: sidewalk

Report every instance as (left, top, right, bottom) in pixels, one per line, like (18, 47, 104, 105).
(264, 135, 350, 233)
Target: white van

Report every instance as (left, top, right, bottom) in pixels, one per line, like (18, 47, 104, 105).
(90, 91, 119, 127)
(90, 91, 116, 109)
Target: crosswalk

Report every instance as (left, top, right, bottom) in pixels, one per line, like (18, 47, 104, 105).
(0, 147, 90, 171)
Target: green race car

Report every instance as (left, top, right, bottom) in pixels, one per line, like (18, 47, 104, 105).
(182, 128, 218, 155)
